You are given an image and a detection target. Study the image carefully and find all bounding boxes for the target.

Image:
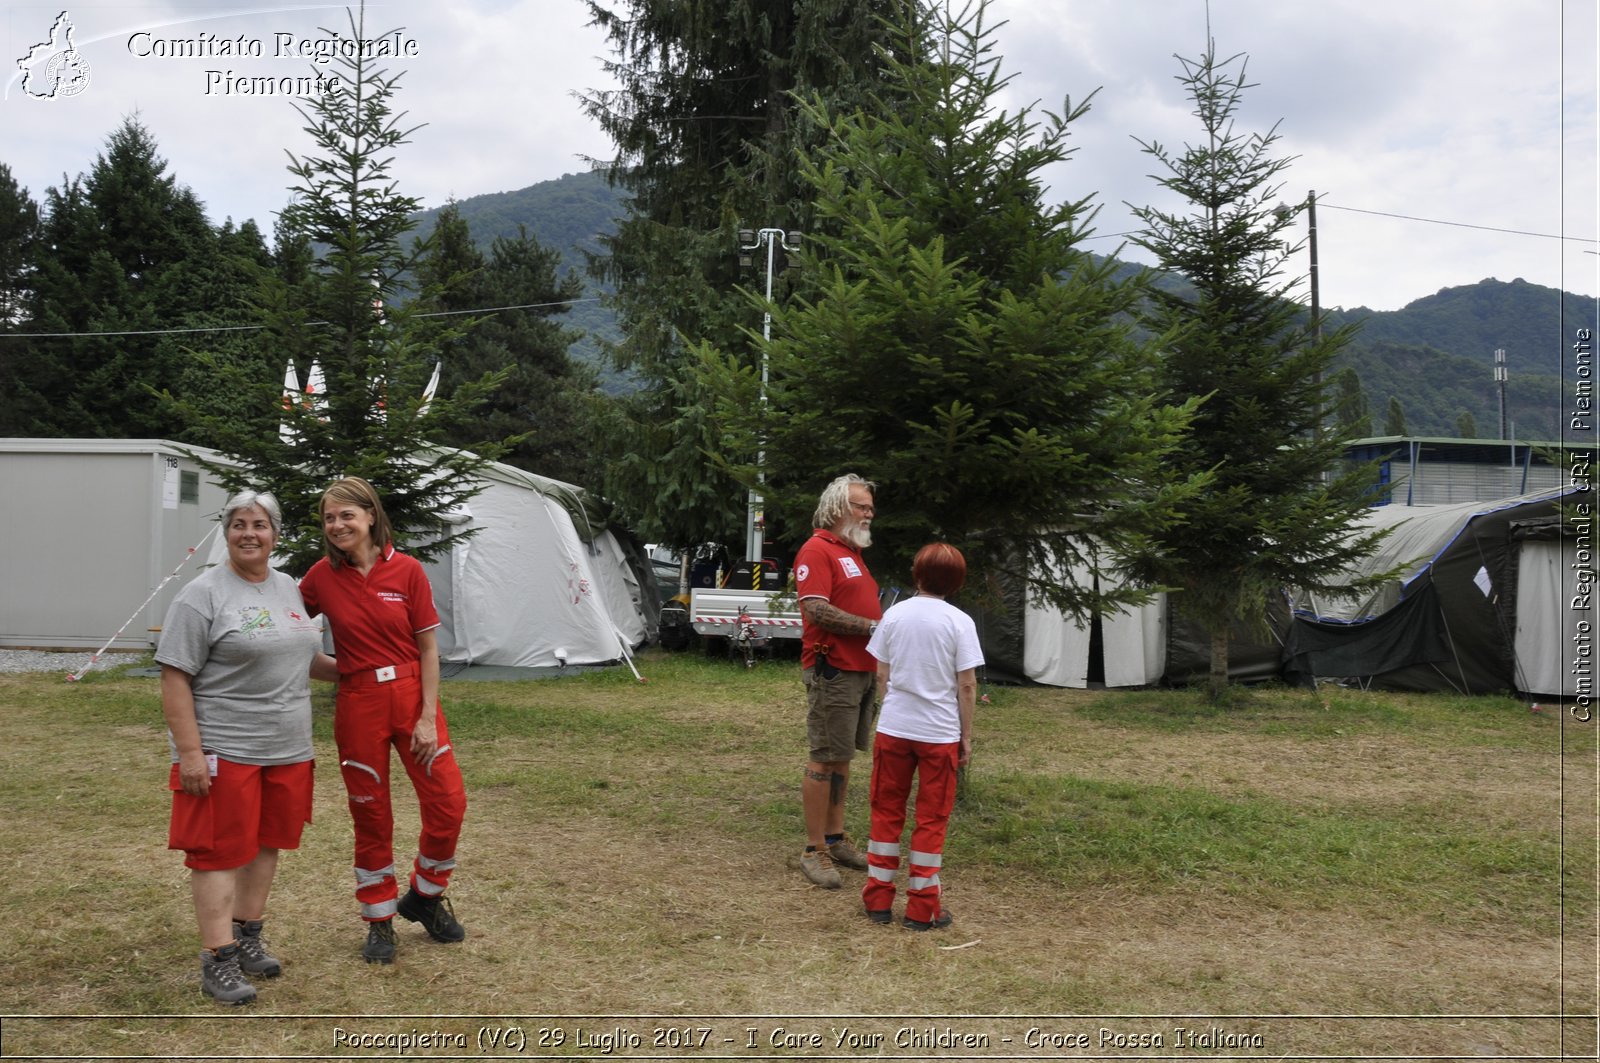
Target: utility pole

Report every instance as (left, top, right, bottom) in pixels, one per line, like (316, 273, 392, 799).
(1306, 190, 1323, 440)
(1278, 192, 1323, 438)
(736, 227, 802, 564)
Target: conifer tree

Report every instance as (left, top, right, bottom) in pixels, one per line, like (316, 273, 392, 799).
(171, 4, 504, 575)
(0, 164, 40, 433)
(695, 0, 1203, 614)
(16, 118, 217, 438)
(1384, 396, 1409, 436)
(578, 0, 905, 547)
(1331, 366, 1372, 439)
(412, 203, 596, 485)
(1125, 42, 1392, 697)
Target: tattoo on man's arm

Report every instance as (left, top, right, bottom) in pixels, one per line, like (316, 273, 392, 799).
(802, 599, 873, 636)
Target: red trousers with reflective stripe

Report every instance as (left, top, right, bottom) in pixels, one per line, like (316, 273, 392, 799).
(334, 674, 466, 921)
(862, 731, 959, 924)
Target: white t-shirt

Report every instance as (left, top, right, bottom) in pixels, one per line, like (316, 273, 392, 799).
(866, 595, 984, 744)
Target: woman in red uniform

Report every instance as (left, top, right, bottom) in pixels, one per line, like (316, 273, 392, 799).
(299, 476, 467, 964)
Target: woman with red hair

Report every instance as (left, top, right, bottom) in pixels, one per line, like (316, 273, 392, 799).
(862, 542, 984, 930)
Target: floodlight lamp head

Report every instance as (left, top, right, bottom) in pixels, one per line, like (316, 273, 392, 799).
(737, 229, 756, 245)
(783, 231, 803, 249)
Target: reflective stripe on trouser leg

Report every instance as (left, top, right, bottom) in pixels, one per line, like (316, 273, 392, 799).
(904, 739, 960, 925)
(862, 732, 916, 915)
(354, 864, 398, 920)
(396, 696, 467, 897)
(413, 854, 457, 897)
(335, 683, 399, 918)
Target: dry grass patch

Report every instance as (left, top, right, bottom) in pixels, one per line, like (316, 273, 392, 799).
(0, 656, 1594, 1061)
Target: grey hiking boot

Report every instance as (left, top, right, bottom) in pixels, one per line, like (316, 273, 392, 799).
(799, 847, 842, 889)
(397, 888, 466, 943)
(363, 919, 397, 965)
(231, 919, 282, 978)
(200, 943, 257, 1005)
(827, 835, 868, 871)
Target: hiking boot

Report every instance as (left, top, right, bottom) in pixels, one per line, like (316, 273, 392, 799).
(397, 889, 467, 943)
(200, 943, 257, 1005)
(827, 836, 868, 871)
(363, 919, 397, 964)
(798, 848, 842, 889)
(903, 908, 954, 932)
(231, 919, 281, 978)
(865, 908, 893, 925)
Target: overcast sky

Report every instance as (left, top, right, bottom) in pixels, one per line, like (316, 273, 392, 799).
(3, 0, 1596, 314)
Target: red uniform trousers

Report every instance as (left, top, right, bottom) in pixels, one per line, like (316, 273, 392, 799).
(334, 671, 466, 921)
(862, 732, 960, 924)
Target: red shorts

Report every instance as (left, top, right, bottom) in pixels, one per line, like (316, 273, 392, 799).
(168, 758, 314, 871)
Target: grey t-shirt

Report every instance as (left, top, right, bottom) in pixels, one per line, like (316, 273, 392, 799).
(155, 564, 322, 765)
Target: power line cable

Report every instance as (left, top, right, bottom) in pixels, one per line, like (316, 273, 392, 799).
(1086, 203, 1597, 245)
(0, 297, 606, 339)
(5, 200, 1594, 339)
(1319, 202, 1598, 244)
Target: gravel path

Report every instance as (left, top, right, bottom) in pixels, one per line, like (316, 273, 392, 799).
(0, 649, 149, 674)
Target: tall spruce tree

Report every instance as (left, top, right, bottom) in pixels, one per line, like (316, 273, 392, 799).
(1331, 366, 1372, 439)
(694, 0, 1203, 613)
(412, 203, 596, 485)
(1384, 396, 1409, 436)
(0, 164, 40, 433)
(17, 118, 217, 438)
(578, 0, 905, 547)
(1125, 42, 1391, 697)
(170, 4, 504, 575)
(0, 163, 38, 326)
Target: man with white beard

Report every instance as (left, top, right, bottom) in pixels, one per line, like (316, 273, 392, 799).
(792, 473, 883, 889)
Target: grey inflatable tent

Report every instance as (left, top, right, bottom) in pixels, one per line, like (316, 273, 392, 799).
(1283, 486, 1589, 697)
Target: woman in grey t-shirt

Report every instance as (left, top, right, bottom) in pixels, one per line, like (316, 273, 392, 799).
(155, 490, 337, 1005)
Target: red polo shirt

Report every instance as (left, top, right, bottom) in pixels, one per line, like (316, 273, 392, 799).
(794, 528, 881, 672)
(299, 546, 440, 674)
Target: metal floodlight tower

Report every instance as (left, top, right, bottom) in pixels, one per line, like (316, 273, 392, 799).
(1494, 348, 1508, 440)
(737, 226, 802, 563)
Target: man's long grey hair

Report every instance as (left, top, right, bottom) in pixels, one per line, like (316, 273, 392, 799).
(812, 473, 876, 530)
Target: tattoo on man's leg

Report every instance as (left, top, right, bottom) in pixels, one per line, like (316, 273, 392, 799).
(804, 767, 830, 783)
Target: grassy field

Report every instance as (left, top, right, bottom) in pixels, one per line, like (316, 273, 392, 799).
(1, 650, 1594, 1062)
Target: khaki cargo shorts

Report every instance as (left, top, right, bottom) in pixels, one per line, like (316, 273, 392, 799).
(803, 666, 879, 763)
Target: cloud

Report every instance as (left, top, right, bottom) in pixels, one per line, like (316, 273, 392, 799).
(1, 0, 1593, 310)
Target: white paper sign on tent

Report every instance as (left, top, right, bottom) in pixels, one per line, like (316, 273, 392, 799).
(1473, 565, 1492, 598)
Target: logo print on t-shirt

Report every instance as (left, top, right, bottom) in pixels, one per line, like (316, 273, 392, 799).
(795, 563, 810, 582)
(239, 607, 275, 636)
(376, 591, 408, 605)
(839, 557, 862, 579)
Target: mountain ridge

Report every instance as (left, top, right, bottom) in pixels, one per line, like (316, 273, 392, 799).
(416, 170, 1587, 441)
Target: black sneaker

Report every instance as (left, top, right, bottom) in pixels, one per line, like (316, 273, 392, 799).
(397, 889, 466, 943)
(865, 908, 893, 925)
(363, 919, 397, 964)
(231, 919, 282, 978)
(903, 909, 953, 932)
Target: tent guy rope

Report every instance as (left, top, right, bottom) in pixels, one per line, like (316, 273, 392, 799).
(67, 523, 221, 682)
